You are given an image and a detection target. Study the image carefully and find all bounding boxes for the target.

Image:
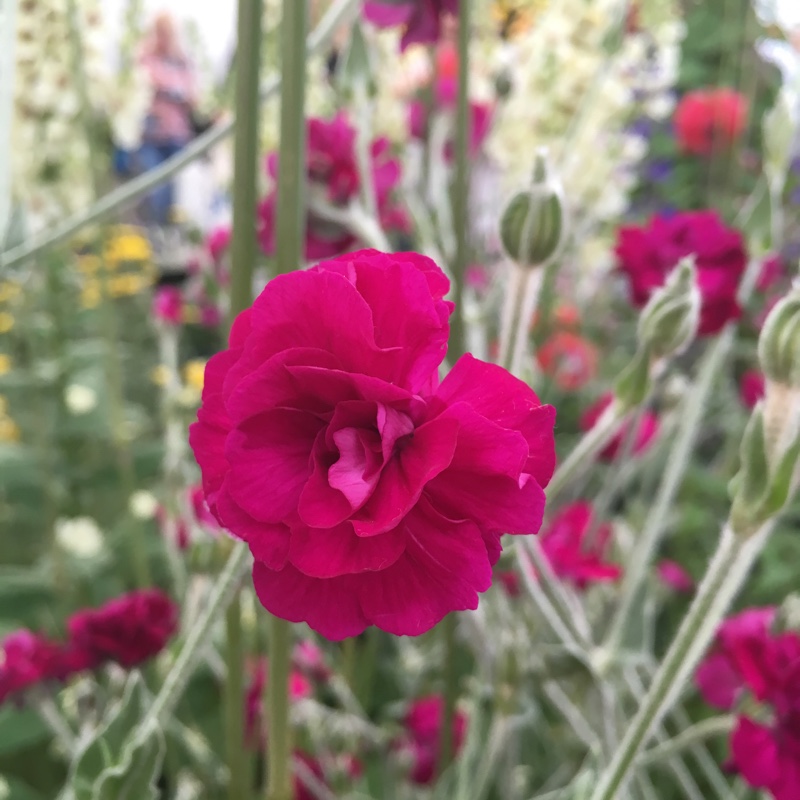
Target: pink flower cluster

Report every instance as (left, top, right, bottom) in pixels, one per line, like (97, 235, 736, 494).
(363, 0, 458, 50)
(152, 284, 222, 328)
(190, 249, 556, 640)
(257, 114, 409, 262)
(0, 590, 178, 704)
(616, 210, 747, 336)
(696, 608, 800, 800)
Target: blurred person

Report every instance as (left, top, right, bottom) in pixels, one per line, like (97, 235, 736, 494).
(136, 12, 198, 226)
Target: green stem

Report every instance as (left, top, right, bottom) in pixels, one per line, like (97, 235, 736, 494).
(141, 542, 251, 730)
(267, 618, 292, 800)
(604, 329, 734, 651)
(341, 637, 357, 690)
(447, 0, 471, 363)
(589, 523, 771, 800)
(436, 613, 458, 778)
(637, 716, 735, 768)
(274, 0, 308, 275)
(0, 0, 360, 271)
(226, 595, 250, 800)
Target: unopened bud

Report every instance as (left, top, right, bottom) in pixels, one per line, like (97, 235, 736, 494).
(758, 283, 800, 388)
(637, 257, 700, 361)
(335, 22, 376, 98)
(499, 148, 566, 268)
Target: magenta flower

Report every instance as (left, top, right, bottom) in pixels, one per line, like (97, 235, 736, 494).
(580, 393, 659, 461)
(696, 609, 800, 800)
(402, 695, 468, 784)
(206, 226, 232, 263)
(756, 254, 786, 293)
(257, 114, 409, 262)
(67, 589, 178, 669)
(292, 640, 330, 681)
(363, 0, 458, 50)
(740, 370, 766, 410)
(615, 211, 747, 336)
(408, 94, 493, 158)
(190, 249, 556, 639)
(0, 631, 79, 705)
(539, 502, 621, 590)
(656, 559, 695, 594)
(152, 286, 183, 326)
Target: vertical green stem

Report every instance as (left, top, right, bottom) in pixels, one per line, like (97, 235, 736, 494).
(266, 1, 307, 797)
(436, 613, 458, 778)
(226, 596, 250, 800)
(448, 0, 471, 363)
(274, 0, 308, 275)
(267, 617, 292, 800)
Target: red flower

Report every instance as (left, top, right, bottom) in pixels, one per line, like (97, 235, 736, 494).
(739, 370, 766, 410)
(244, 658, 312, 750)
(537, 332, 598, 391)
(0, 631, 80, 704)
(363, 0, 458, 50)
(656, 559, 694, 594)
(189, 249, 556, 640)
(539, 502, 621, 589)
(674, 88, 748, 155)
(67, 590, 178, 669)
(258, 114, 408, 262)
(580, 393, 659, 461)
(616, 211, 747, 336)
(403, 695, 468, 784)
(152, 286, 183, 325)
(696, 609, 800, 800)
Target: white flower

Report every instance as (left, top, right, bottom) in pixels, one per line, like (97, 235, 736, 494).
(0, 776, 9, 800)
(64, 384, 97, 415)
(129, 490, 158, 520)
(55, 517, 104, 558)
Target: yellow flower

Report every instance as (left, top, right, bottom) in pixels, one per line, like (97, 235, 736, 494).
(104, 233, 152, 265)
(150, 364, 169, 386)
(0, 313, 14, 333)
(0, 355, 11, 375)
(81, 282, 101, 309)
(0, 282, 21, 303)
(182, 305, 201, 324)
(108, 274, 144, 297)
(491, 0, 542, 38)
(183, 360, 206, 392)
(0, 417, 20, 443)
(76, 255, 101, 274)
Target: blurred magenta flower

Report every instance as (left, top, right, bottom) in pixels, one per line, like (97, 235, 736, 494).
(257, 114, 409, 262)
(616, 211, 747, 335)
(292, 640, 330, 681)
(656, 559, 695, 594)
(206, 225, 232, 263)
(363, 0, 458, 50)
(696, 608, 800, 800)
(673, 88, 748, 156)
(189, 249, 556, 639)
(0, 631, 79, 705)
(538, 502, 621, 590)
(757, 254, 786, 294)
(67, 589, 178, 669)
(244, 657, 312, 750)
(403, 695, 467, 784)
(152, 285, 184, 326)
(739, 370, 766, 410)
(580, 393, 659, 461)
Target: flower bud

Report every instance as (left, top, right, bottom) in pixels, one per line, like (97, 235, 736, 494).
(336, 22, 376, 98)
(758, 283, 800, 389)
(499, 148, 566, 268)
(637, 257, 700, 361)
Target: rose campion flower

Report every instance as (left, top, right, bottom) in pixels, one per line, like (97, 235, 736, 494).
(363, 0, 458, 50)
(739, 370, 766, 410)
(536, 331, 599, 391)
(580, 393, 659, 461)
(673, 88, 748, 155)
(190, 249, 556, 639)
(207, 226, 232, 263)
(152, 285, 183, 325)
(615, 211, 747, 336)
(408, 90, 493, 159)
(539, 502, 621, 589)
(293, 640, 330, 681)
(656, 559, 694, 594)
(258, 114, 409, 262)
(0, 630, 78, 704)
(696, 609, 800, 800)
(757, 254, 786, 293)
(67, 589, 178, 669)
(403, 695, 467, 784)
